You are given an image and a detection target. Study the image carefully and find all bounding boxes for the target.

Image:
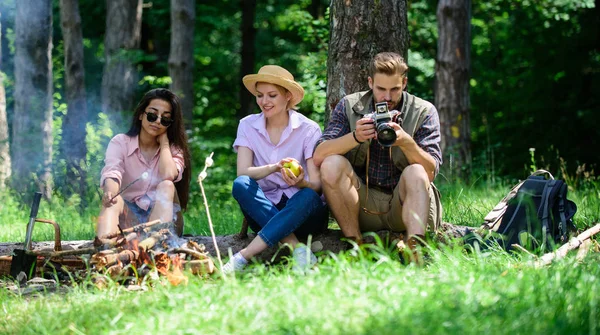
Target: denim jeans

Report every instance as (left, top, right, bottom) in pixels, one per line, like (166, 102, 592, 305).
(232, 176, 328, 247)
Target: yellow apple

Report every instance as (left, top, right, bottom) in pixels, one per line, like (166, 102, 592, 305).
(283, 161, 301, 177)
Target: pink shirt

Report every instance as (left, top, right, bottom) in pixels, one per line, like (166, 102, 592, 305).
(233, 110, 322, 205)
(100, 134, 185, 210)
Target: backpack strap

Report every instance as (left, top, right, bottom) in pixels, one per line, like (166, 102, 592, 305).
(538, 179, 557, 238)
(531, 169, 554, 180)
(483, 180, 525, 230)
(557, 183, 568, 242)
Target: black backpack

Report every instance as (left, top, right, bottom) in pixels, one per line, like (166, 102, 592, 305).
(481, 170, 577, 251)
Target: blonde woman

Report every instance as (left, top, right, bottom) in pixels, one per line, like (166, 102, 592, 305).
(225, 65, 328, 274)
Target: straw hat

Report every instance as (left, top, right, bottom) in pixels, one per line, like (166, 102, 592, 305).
(242, 65, 305, 108)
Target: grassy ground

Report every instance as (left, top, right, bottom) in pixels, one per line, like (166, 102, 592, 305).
(0, 179, 599, 334)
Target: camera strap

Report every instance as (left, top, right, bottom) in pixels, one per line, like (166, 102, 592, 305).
(361, 144, 393, 215)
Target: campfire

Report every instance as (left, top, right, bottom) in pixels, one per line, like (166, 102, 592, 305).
(90, 219, 215, 287)
(0, 218, 215, 292)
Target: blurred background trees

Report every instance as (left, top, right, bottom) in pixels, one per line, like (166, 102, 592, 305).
(0, 0, 597, 202)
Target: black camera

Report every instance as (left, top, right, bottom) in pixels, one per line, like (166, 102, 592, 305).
(364, 102, 402, 147)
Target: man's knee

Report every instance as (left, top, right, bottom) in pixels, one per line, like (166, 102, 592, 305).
(401, 164, 430, 191)
(320, 155, 349, 185)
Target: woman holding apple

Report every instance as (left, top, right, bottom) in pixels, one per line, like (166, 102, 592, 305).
(225, 65, 328, 274)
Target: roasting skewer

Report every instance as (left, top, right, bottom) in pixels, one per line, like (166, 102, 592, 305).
(109, 171, 149, 202)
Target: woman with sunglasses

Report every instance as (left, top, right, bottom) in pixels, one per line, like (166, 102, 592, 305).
(223, 65, 329, 275)
(97, 88, 191, 237)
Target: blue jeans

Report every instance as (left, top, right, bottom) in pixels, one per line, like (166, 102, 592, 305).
(232, 176, 328, 247)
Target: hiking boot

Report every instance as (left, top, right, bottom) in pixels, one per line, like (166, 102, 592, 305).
(397, 235, 426, 265)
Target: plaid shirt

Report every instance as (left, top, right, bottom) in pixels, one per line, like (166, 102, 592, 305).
(316, 96, 442, 191)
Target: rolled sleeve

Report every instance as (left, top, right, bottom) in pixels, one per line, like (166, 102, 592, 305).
(314, 100, 351, 152)
(171, 146, 185, 183)
(414, 108, 442, 176)
(100, 136, 126, 187)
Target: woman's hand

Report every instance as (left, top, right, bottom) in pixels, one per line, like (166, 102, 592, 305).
(102, 190, 118, 207)
(280, 158, 306, 187)
(157, 132, 169, 148)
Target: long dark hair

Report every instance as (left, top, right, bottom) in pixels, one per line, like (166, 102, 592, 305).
(126, 88, 192, 210)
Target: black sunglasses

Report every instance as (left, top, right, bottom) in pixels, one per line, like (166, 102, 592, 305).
(144, 112, 174, 127)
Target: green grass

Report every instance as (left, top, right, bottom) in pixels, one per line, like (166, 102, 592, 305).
(1, 179, 599, 334)
(1, 246, 599, 334)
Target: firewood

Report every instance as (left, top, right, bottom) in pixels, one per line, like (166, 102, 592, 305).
(532, 223, 600, 267)
(138, 232, 164, 251)
(94, 249, 139, 269)
(184, 259, 215, 275)
(172, 247, 209, 260)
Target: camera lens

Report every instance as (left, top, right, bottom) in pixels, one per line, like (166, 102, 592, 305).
(377, 123, 396, 147)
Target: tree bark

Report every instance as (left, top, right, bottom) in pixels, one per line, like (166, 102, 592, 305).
(59, 0, 88, 200)
(435, 0, 472, 178)
(12, 0, 53, 199)
(326, 0, 409, 124)
(101, 0, 142, 126)
(169, 0, 195, 126)
(0, 13, 10, 190)
(239, 0, 256, 118)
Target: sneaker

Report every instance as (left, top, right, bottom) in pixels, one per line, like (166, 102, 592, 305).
(222, 252, 248, 275)
(292, 245, 317, 273)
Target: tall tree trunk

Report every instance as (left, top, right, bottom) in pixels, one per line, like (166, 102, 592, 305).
(168, 0, 195, 126)
(59, 0, 88, 200)
(326, 0, 409, 124)
(0, 13, 11, 190)
(12, 0, 53, 199)
(239, 0, 256, 118)
(101, 0, 142, 127)
(435, 0, 472, 178)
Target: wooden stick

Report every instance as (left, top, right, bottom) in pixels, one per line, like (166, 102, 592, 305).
(172, 247, 209, 260)
(511, 244, 537, 258)
(533, 223, 600, 267)
(98, 219, 162, 239)
(197, 152, 224, 271)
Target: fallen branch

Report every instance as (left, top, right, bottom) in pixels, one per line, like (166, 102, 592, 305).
(575, 239, 593, 262)
(28, 247, 97, 258)
(532, 223, 600, 267)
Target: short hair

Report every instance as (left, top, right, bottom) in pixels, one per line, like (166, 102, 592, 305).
(369, 52, 409, 77)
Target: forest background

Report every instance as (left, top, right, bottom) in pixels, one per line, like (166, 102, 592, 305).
(0, 0, 598, 240)
(0, 1, 599, 333)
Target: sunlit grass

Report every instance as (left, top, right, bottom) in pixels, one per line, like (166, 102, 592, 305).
(0, 243, 598, 334)
(1, 179, 598, 334)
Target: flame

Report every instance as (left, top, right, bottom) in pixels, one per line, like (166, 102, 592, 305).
(155, 254, 188, 286)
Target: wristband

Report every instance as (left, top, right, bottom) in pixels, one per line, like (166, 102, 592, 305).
(352, 130, 364, 144)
